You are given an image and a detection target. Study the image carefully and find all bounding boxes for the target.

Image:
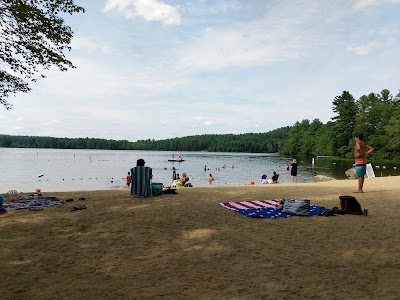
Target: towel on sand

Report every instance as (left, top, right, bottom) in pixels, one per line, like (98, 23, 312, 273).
(2, 197, 64, 211)
(219, 199, 323, 218)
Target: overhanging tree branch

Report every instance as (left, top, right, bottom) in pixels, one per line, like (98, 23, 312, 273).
(0, 0, 84, 109)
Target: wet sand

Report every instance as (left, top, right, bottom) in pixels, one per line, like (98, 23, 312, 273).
(1, 176, 399, 300)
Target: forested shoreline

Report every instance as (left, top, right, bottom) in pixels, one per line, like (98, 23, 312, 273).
(280, 89, 400, 161)
(0, 127, 290, 153)
(1, 89, 399, 161)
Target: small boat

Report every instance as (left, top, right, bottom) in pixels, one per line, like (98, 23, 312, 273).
(168, 159, 185, 162)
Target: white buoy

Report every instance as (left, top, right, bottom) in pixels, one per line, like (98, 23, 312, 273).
(376, 165, 380, 168)
(383, 166, 386, 169)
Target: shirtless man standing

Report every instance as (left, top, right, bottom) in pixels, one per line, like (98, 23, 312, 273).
(354, 133, 374, 193)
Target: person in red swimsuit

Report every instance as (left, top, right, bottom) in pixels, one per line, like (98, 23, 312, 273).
(125, 171, 131, 188)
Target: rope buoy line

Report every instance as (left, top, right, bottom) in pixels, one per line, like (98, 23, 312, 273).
(37, 177, 123, 181)
(36, 176, 199, 182)
(33, 177, 248, 186)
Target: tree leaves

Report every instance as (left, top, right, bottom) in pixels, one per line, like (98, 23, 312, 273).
(0, 0, 84, 109)
(280, 89, 400, 160)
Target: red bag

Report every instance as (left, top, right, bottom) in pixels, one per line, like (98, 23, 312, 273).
(339, 196, 363, 215)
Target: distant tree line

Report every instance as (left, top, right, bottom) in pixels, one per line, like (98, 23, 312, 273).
(0, 127, 290, 153)
(280, 89, 400, 161)
(0, 135, 134, 150)
(1, 89, 399, 160)
(129, 129, 290, 153)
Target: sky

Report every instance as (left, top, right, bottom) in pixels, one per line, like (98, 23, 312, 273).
(1, 0, 400, 142)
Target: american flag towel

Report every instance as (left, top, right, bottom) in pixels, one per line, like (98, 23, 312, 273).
(218, 199, 322, 218)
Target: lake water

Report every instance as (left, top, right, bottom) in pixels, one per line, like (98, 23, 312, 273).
(1, 148, 399, 193)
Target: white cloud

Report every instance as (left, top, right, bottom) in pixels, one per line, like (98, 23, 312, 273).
(347, 38, 395, 55)
(193, 116, 216, 127)
(72, 36, 113, 54)
(353, 0, 400, 10)
(176, 1, 358, 73)
(104, 0, 181, 25)
(208, 1, 241, 14)
(177, 19, 311, 72)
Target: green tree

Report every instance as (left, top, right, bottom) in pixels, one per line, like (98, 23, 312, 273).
(280, 121, 306, 155)
(355, 92, 380, 135)
(331, 91, 358, 157)
(381, 92, 400, 160)
(383, 105, 400, 159)
(0, 0, 85, 109)
(314, 121, 335, 156)
(370, 90, 395, 149)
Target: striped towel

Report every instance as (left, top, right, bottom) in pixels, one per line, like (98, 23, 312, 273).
(219, 199, 281, 211)
(131, 166, 153, 197)
(219, 199, 322, 218)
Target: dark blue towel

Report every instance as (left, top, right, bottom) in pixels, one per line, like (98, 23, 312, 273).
(235, 204, 323, 218)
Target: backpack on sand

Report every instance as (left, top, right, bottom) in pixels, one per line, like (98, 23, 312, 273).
(339, 196, 363, 215)
(281, 199, 311, 216)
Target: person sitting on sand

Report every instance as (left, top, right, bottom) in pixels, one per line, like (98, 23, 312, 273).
(260, 174, 267, 184)
(137, 158, 145, 167)
(181, 172, 189, 184)
(172, 173, 183, 187)
(135, 158, 152, 179)
(131, 158, 152, 197)
(268, 171, 279, 184)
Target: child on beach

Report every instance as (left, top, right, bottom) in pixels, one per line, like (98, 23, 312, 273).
(172, 167, 177, 180)
(126, 172, 131, 188)
(260, 174, 267, 184)
(208, 174, 214, 185)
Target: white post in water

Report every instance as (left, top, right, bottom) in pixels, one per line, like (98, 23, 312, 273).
(312, 157, 315, 166)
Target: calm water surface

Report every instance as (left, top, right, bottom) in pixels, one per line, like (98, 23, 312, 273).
(1, 148, 399, 193)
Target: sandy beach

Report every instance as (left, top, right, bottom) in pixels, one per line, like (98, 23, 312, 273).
(1, 176, 399, 300)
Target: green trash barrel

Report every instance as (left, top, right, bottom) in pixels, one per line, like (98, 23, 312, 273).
(152, 183, 164, 196)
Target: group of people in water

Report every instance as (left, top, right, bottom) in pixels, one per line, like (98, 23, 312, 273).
(259, 159, 297, 184)
(124, 157, 301, 188)
(125, 133, 373, 192)
(173, 159, 298, 186)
